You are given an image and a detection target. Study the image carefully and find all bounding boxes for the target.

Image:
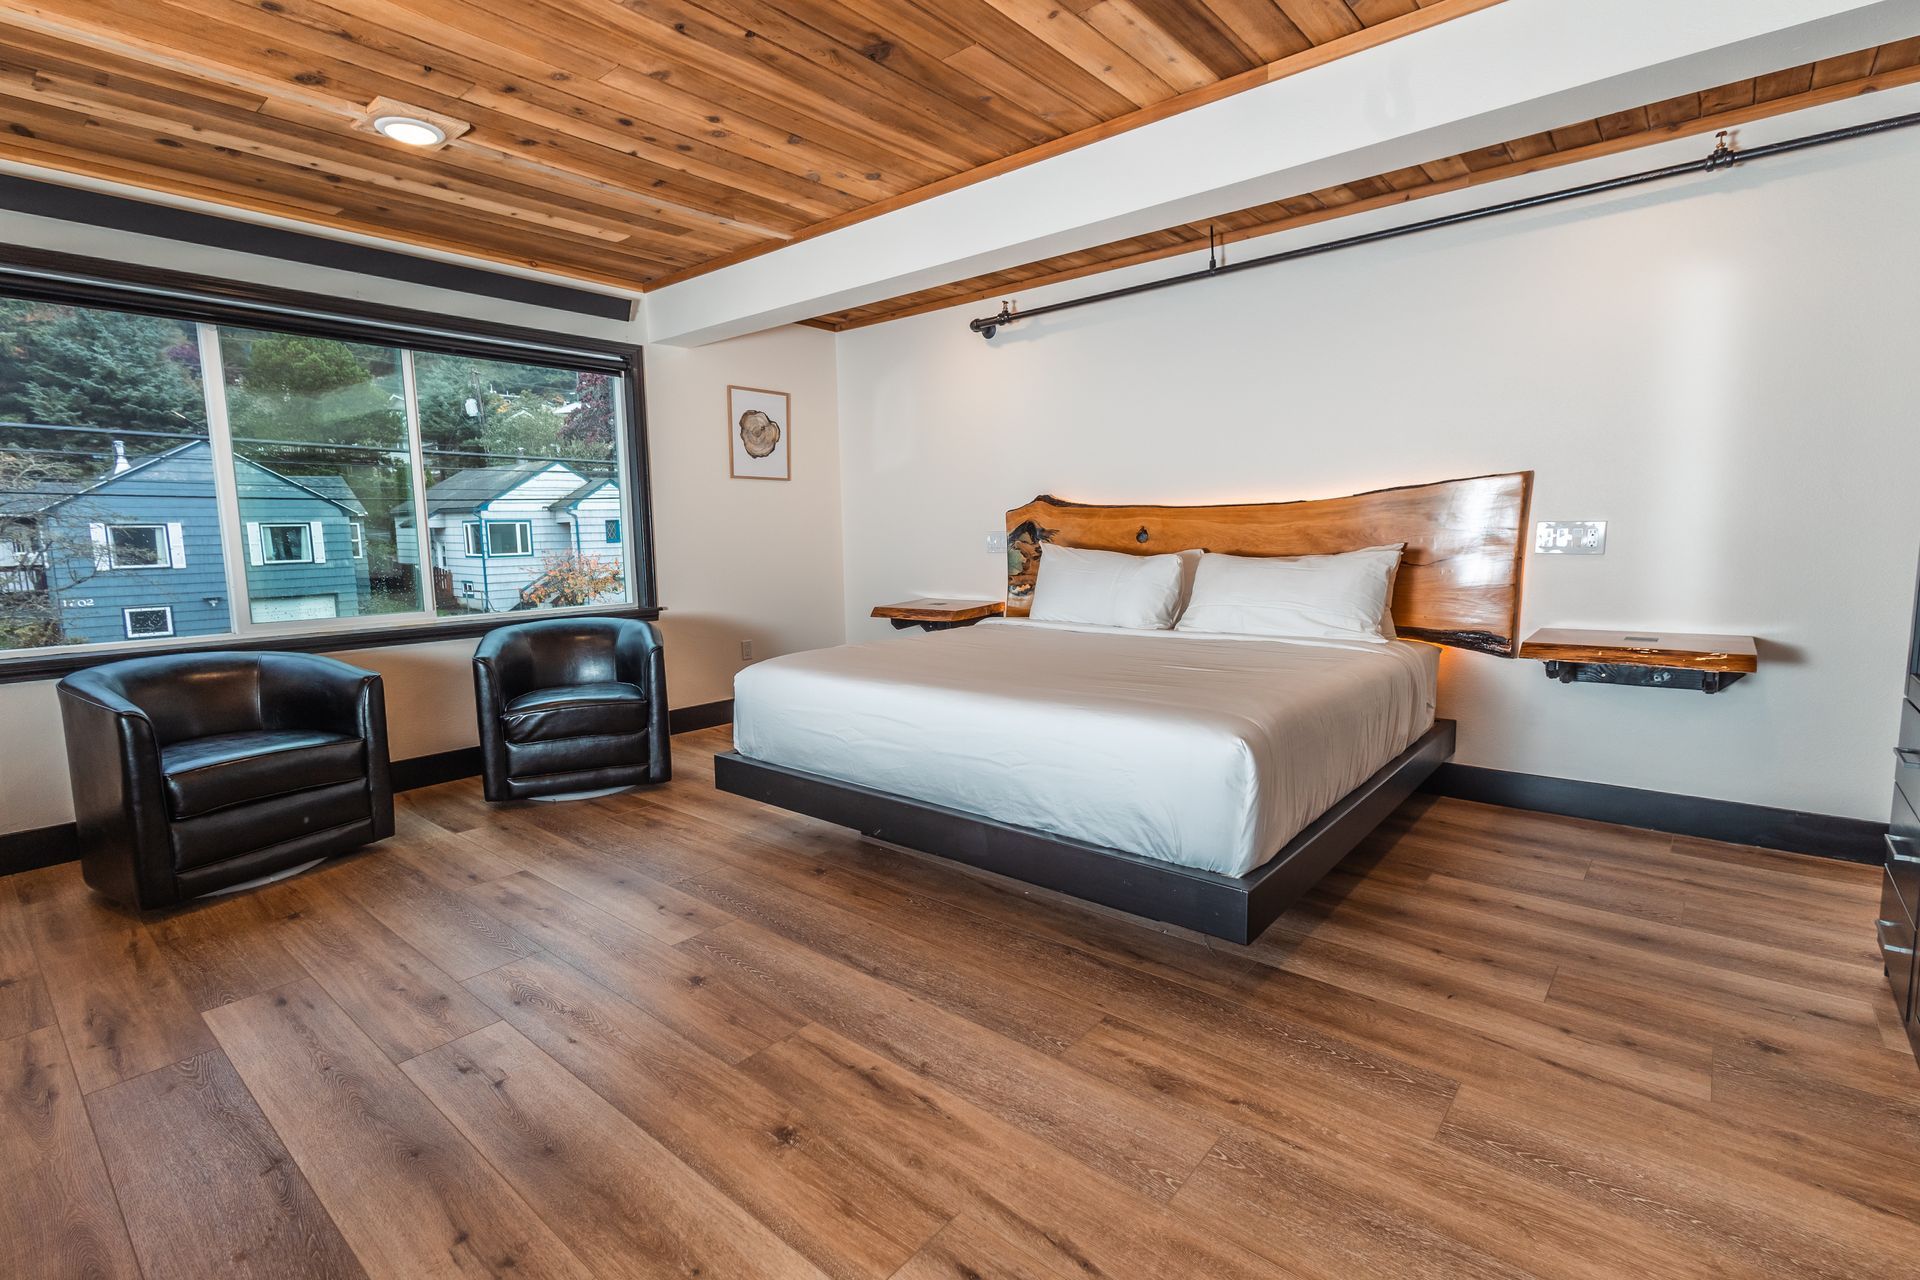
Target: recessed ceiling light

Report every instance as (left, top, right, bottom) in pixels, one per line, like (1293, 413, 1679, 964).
(372, 115, 446, 147)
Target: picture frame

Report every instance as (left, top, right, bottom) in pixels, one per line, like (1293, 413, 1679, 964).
(727, 384, 791, 481)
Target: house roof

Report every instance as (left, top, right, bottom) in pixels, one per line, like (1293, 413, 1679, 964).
(549, 477, 615, 512)
(36, 438, 364, 518)
(416, 459, 560, 516)
(398, 459, 603, 520)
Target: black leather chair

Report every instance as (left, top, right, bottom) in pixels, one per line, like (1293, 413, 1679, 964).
(56, 652, 393, 909)
(473, 617, 669, 801)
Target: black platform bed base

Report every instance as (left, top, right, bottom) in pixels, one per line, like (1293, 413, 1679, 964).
(714, 719, 1455, 945)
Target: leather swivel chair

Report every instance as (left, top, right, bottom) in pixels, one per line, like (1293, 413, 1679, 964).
(57, 651, 393, 909)
(472, 617, 670, 802)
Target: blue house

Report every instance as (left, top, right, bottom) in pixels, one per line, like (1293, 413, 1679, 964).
(34, 439, 370, 644)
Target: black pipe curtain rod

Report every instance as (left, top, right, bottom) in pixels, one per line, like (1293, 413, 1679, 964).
(967, 109, 1920, 340)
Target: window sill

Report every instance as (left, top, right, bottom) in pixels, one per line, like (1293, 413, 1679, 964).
(0, 604, 664, 684)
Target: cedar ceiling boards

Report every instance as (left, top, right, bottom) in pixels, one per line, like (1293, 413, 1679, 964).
(806, 35, 1920, 330)
(0, 0, 1476, 293)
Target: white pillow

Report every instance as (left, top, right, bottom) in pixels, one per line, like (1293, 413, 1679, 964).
(1175, 544, 1405, 642)
(1029, 544, 1191, 630)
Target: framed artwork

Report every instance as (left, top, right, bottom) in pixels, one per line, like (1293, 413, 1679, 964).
(728, 384, 791, 480)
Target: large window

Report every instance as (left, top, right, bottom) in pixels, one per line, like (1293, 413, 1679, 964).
(0, 276, 643, 668)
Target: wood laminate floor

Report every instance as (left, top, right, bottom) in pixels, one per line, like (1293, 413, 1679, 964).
(3, 727, 1916, 1279)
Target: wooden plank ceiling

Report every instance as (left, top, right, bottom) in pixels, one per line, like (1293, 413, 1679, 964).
(0, 0, 1489, 293)
(808, 35, 1920, 329)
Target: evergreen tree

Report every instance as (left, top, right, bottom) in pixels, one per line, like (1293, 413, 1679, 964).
(0, 299, 207, 475)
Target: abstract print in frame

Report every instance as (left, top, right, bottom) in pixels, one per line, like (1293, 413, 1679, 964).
(728, 384, 791, 480)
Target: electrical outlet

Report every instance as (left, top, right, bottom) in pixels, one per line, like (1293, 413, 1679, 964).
(1534, 521, 1607, 555)
(985, 530, 1007, 553)
(739, 639, 753, 661)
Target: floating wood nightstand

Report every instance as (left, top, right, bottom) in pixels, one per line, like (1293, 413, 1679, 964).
(1519, 628, 1758, 694)
(871, 598, 1005, 631)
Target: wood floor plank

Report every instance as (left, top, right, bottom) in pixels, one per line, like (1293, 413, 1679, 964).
(326, 852, 541, 981)
(257, 877, 496, 1063)
(681, 861, 1106, 1054)
(16, 867, 215, 1093)
(204, 979, 589, 1280)
(469, 872, 800, 1064)
(0, 1025, 141, 1280)
(385, 829, 530, 893)
(512, 833, 731, 944)
(87, 1049, 368, 1280)
(465, 952, 941, 1280)
(405, 1020, 833, 1280)
(742, 1021, 1288, 1280)
(145, 889, 306, 1012)
(689, 919, 1223, 1201)
(0, 875, 54, 1040)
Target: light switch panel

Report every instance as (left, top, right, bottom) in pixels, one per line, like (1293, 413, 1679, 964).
(985, 530, 1008, 552)
(1535, 521, 1607, 555)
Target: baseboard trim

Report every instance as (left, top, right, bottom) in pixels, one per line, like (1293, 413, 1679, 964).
(0, 699, 738, 877)
(669, 698, 735, 735)
(1421, 763, 1887, 864)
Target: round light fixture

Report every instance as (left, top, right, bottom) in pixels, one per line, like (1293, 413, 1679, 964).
(372, 115, 446, 147)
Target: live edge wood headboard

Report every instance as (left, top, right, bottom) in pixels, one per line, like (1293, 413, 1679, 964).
(1004, 471, 1534, 656)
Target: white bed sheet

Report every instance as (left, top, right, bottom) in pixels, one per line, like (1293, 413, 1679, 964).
(732, 619, 1438, 877)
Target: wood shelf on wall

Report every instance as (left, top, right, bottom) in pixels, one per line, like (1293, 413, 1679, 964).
(1518, 628, 1758, 694)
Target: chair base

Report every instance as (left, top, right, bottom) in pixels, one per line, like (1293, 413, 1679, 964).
(527, 785, 636, 803)
(194, 855, 327, 899)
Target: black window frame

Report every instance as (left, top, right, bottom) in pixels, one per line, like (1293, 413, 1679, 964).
(0, 244, 656, 684)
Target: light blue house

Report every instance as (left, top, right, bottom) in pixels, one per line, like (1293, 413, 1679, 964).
(35, 439, 369, 644)
(396, 460, 624, 613)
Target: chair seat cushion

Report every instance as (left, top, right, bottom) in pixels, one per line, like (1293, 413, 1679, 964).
(503, 681, 649, 744)
(161, 729, 366, 819)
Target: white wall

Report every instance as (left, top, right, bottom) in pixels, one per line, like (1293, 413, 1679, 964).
(833, 111, 1920, 822)
(0, 212, 843, 833)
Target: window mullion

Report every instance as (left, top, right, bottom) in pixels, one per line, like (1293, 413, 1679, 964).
(399, 350, 437, 615)
(195, 323, 254, 636)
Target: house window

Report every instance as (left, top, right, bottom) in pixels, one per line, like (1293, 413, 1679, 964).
(259, 523, 313, 564)
(108, 524, 170, 569)
(605, 519, 620, 544)
(485, 521, 532, 557)
(0, 274, 646, 671)
(123, 606, 175, 639)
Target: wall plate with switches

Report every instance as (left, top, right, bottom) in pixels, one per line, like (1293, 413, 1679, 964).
(1535, 521, 1607, 555)
(739, 640, 754, 661)
(985, 530, 1008, 553)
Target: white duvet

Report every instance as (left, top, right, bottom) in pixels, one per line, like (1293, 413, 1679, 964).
(732, 619, 1437, 877)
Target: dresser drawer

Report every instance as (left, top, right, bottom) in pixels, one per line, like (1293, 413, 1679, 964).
(1883, 869, 1917, 1021)
(1890, 790, 1920, 922)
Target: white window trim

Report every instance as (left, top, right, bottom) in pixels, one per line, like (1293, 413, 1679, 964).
(104, 523, 172, 571)
(258, 521, 316, 565)
(462, 521, 484, 558)
(122, 605, 175, 639)
(484, 519, 533, 558)
(349, 520, 366, 559)
(604, 518, 620, 544)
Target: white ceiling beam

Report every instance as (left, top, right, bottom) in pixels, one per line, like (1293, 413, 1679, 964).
(642, 0, 1920, 346)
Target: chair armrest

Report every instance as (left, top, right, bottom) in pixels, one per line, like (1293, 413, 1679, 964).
(56, 680, 172, 906)
(616, 620, 671, 783)
(473, 628, 536, 704)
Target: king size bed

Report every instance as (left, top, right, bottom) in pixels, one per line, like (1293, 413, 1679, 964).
(715, 472, 1531, 944)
